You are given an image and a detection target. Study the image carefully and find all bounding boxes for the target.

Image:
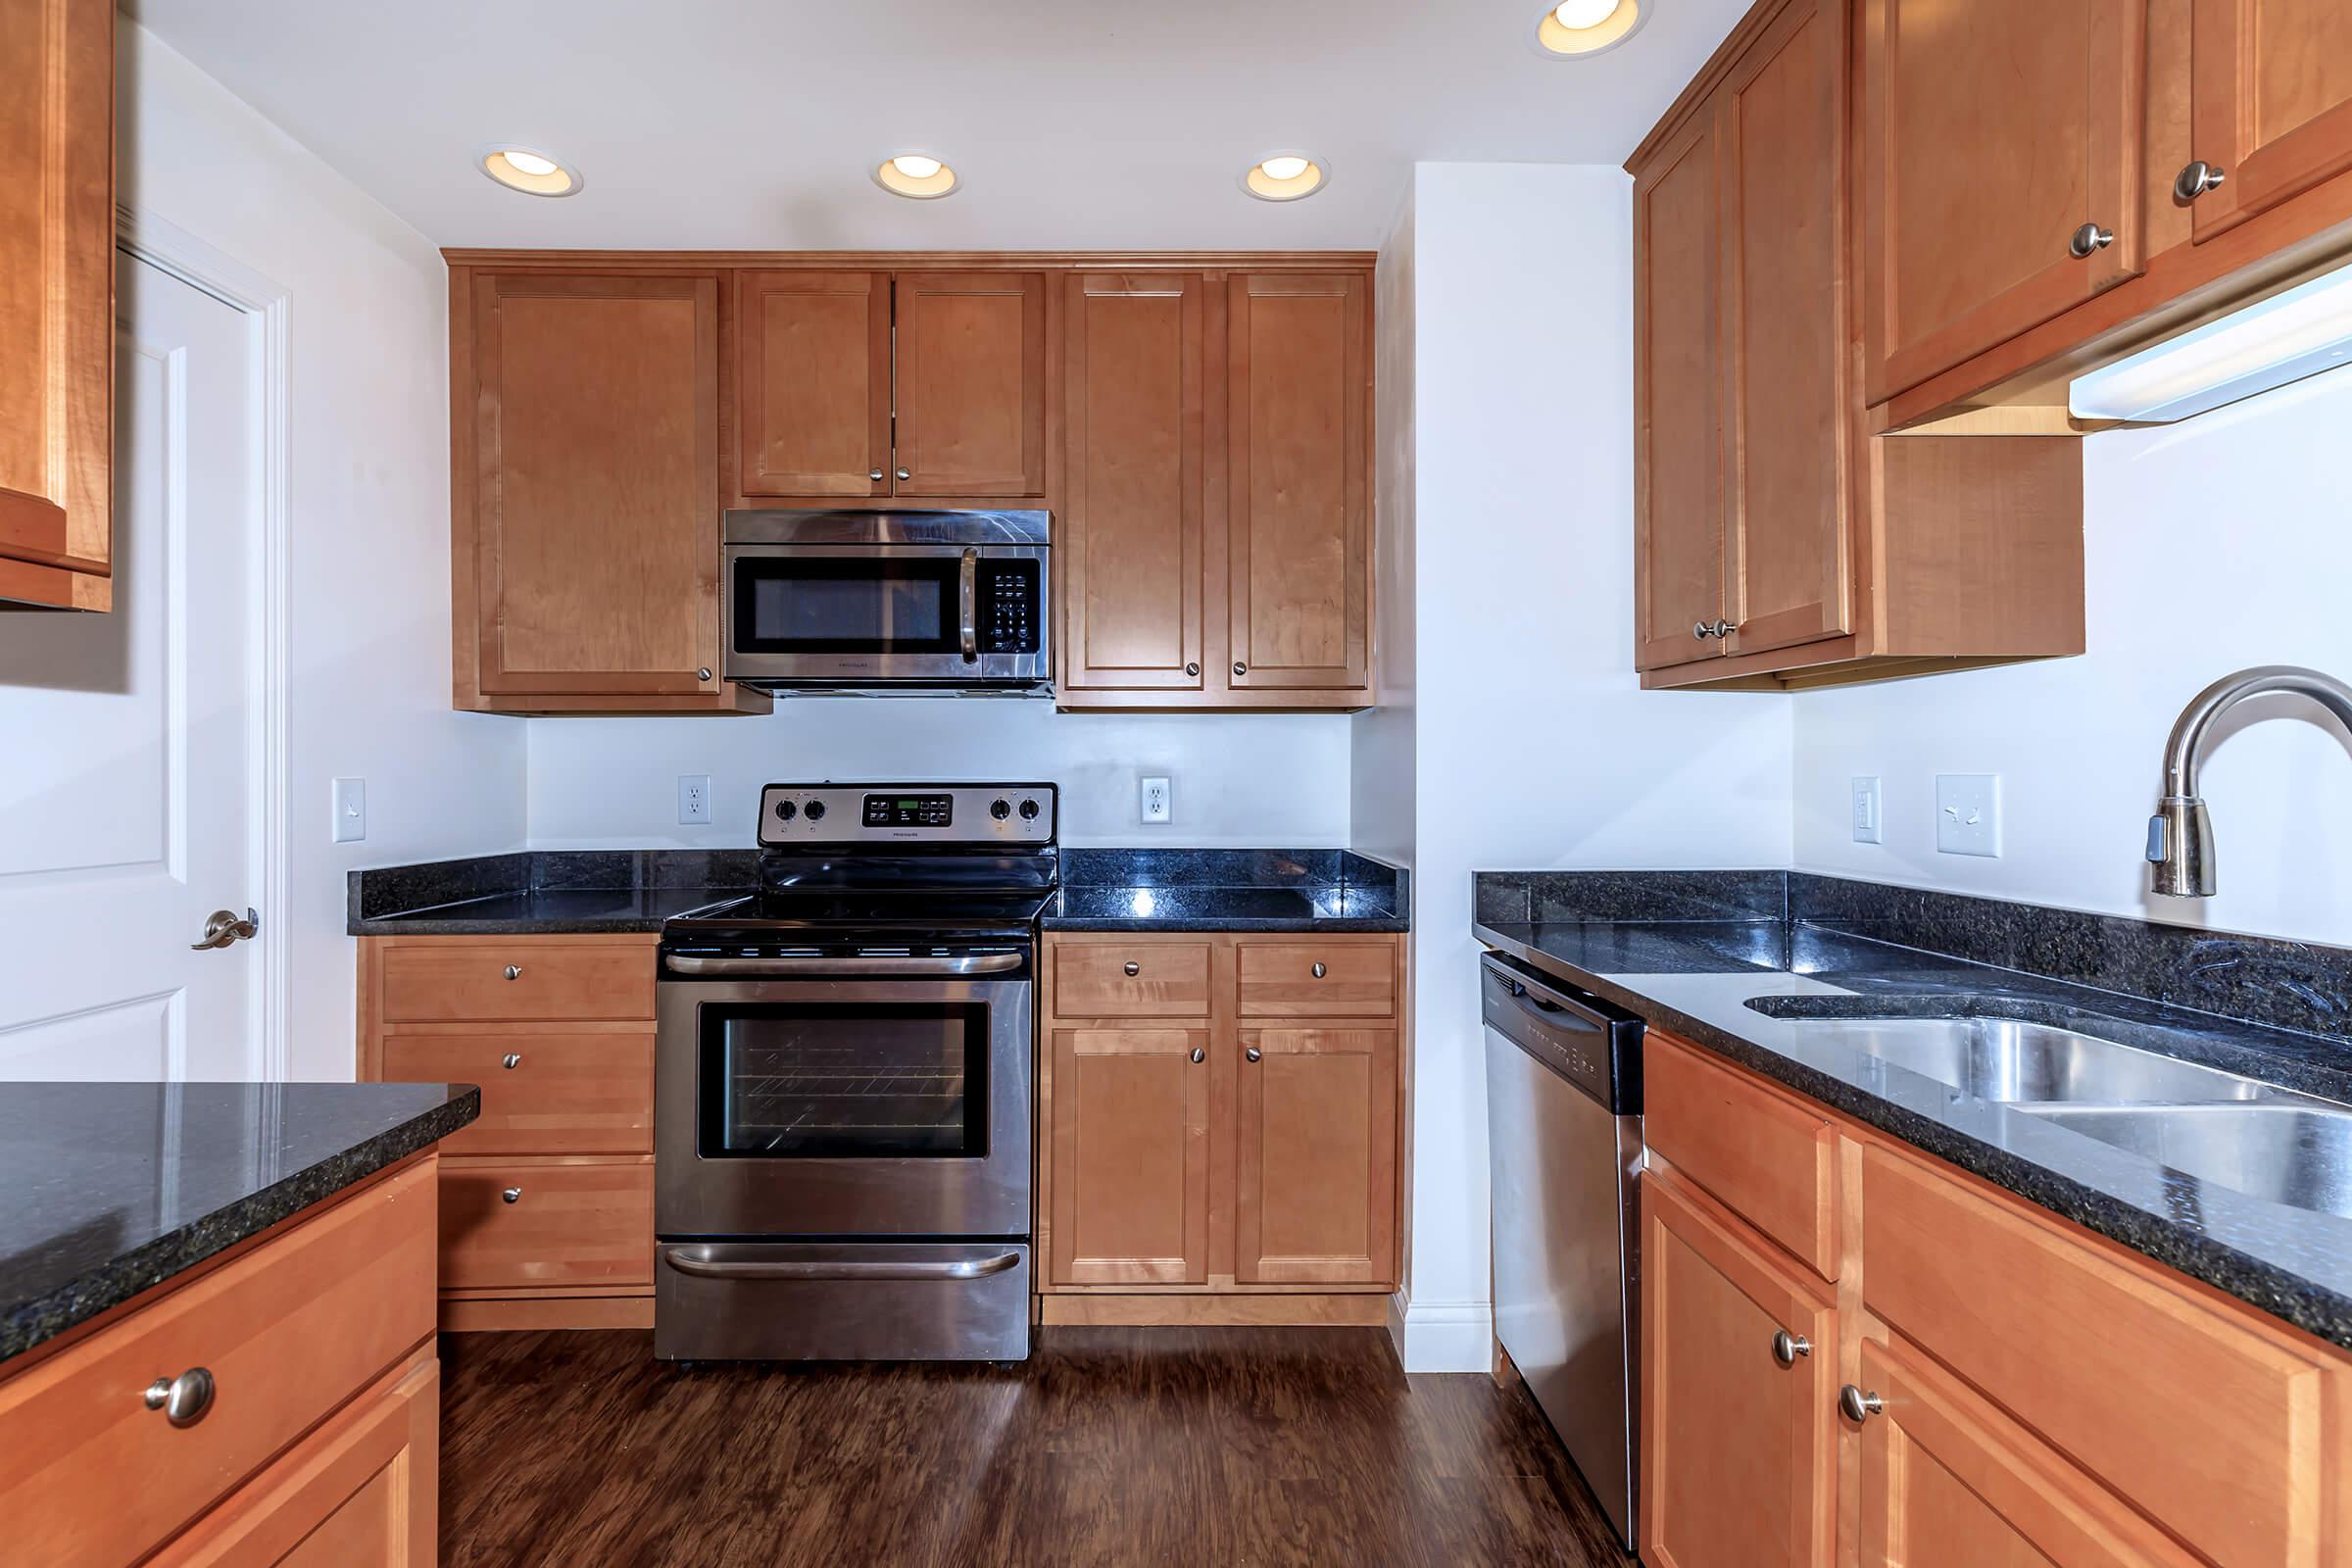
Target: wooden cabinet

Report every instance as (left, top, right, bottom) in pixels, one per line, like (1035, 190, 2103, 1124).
(359, 932, 659, 1330)
(895, 270, 1048, 497)
(1861, 0, 2147, 403)
(1638, 1027, 2352, 1568)
(1630, 0, 2085, 691)
(452, 269, 763, 714)
(2187, 0, 2352, 238)
(0, 0, 114, 612)
(734, 270, 892, 499)
(1038, 932, 1402, 1319)
(0, 1158, 440, 1568)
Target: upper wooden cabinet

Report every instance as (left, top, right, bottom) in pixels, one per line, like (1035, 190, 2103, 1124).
(732, 269, 1047, 504)
(1862, 0, 2147, 403)
(1631, 0, 2084, 690)
(0, 0, 114, 612)
(2187, 0, 2352, 237)
(452, 270, 763, 714)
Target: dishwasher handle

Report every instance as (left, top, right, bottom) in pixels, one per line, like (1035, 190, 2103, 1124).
(1481, 953, 1644, 1115)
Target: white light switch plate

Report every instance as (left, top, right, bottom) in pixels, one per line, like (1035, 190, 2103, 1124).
(1850, 776, 1883, 845)
(678, 775, 710, 825)
(1936, 774, 2001, 858)
(331, 777, 367, 844)
(1141, 776, 1171, 824)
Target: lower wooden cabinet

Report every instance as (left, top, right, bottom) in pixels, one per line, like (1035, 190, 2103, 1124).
(1641, 1171, 1838, 1568)
(1039, 933, 1403, 1317)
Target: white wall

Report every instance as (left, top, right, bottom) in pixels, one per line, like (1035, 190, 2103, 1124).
(120, 24, 528, 1078)
(1364, 164, 1794, 1370)
(1794, 366, 2352, 944)
(526, 707, 1352, 848)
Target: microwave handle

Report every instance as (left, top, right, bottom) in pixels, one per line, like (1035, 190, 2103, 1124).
(958, 547, 979, 663)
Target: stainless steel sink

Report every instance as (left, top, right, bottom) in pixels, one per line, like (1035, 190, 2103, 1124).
(1756, 1013, 2279, 1104)
(2013, 1103, 2352, 1217)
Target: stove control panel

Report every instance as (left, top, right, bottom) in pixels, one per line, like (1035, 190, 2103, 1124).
(759, 782, 1056, 846)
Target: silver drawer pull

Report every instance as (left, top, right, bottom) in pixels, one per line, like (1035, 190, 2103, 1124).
(502, 1187, 523, 1204)
(1124, 961, 1141, 977)
(662, 1250, 1021, 1282)
(501, 1053, 522, 1070)
(1772, 1330, 1811, 1366)
(663, 953, 1022, 977)
(144, 1367, 215, 1427)
(1311, 961, 1327, 979)
(504, 964, 522, 981)
(1246, 1046, 1262, 1062)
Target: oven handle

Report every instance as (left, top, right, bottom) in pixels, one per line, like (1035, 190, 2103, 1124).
(958, 546, 980, 663)
(662, 952, 1025, 977)
(662, 1250, 1024, 1283)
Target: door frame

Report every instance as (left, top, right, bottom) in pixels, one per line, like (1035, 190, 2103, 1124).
(116, 204, 291, 1081)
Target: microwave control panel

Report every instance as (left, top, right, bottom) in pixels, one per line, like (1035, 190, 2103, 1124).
(980, 561, 1042, 655)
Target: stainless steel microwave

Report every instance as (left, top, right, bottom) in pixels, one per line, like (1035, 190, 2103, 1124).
(720, 511, 1051, 695)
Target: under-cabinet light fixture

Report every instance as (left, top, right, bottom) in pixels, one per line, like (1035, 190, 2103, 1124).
(2069, 262, 2352, 423)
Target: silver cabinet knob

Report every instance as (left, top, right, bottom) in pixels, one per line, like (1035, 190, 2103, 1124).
(504, 964, 522, 981)
(2175, 161, 2227, 202)
(501, 1053, 522, 1070)
(1185, 662, 1200, 677)
(1124, 961, 1141, 977)
(1190, 1047, 1205, 1063)
(1772, 1330, 1811, 1366)
(896, 467, 911, 482)
(1246, 1046, 1263, 1062)
(144, 1367, 216, 1427)
(1693, 620, 1714, 641)
(502, 1187, 523, 1204)
(1709, 619, 1739, 639)
(868, 468, 885, 482)
(2069, 221, 2115, 258)
(1233, 661, 1248, 676)
(1839, 1384, 1883, 1422)
(190, 906, 260, 951)
(1311, 961, 1327, 979)
(697, 667, 713, 682)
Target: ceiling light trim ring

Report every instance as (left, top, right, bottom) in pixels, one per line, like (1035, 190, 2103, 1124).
(1241, 150, 1331, 203)
(874, 151, 961, 200)
(1530, 0, 1648, 59)
(475, 142, 583, 198)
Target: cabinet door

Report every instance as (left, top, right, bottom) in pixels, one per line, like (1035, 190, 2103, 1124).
(1855, 1334, 2203, 1568)
(1719, 0, 1849, 660)
(1862, 0, 2146, 402)
(470, 272, 721, 697)
(1634, 115, 1727, 671)
(735, 270, 890, 498)
(1234, 1028, 1397, 1286)
(1642, 1173, 1838, 1568)
(1061, 272, 1206, 693)
(893, 270, 1047, 497)
(149, 1357, 438, 1568)
(2188, 0, 2352, 237)
(0, 0, 112, 612)
(1047, 1027, 1210, 1286)
(1224, 272, 1372, 696)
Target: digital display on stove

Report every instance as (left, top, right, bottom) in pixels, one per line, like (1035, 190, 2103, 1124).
(863, 793, 953, 828)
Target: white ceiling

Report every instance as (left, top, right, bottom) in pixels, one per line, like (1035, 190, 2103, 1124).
(126, 0, 1749, 252)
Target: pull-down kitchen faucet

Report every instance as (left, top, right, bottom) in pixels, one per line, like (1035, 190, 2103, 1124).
(2148, 665, 2352, 897)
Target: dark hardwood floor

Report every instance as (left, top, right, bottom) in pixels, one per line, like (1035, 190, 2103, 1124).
(439, 1326, 1627, 1568)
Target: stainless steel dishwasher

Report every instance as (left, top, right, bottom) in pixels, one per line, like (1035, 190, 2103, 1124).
(1482, 951, 1645, 1551)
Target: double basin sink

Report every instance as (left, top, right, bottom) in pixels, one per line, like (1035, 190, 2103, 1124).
(1743, 1001, 2352, 1218)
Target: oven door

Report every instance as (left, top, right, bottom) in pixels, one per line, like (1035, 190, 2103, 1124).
(656, 969, 1032, 1240)
(722, 544, 1049, 688)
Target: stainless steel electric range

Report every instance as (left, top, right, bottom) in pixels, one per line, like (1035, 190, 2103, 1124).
(654, 780, 1056, 1362)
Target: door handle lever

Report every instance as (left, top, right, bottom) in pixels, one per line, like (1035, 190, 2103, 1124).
(191, 907, 260, 951)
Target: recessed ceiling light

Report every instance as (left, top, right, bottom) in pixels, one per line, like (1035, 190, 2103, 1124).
(1532, 0, 1647, 57)
(874, 152, 959, 199)
(1242, 152, 1329, 203)
(476, 143, 582, 198)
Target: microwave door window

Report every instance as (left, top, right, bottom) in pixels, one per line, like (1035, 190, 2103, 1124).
(737, 559, 959, 654)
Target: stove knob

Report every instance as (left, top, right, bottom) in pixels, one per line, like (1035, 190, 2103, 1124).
(803, 799, 826, 822)
(774, 799, 797, 822)
(1018, 798, 1041, 821)
(990, 798, 1012, 820)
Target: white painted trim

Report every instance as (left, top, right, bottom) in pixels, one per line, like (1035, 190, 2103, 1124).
(1386, 1288, 1493, 1374)
(116, 205, 294, 1083)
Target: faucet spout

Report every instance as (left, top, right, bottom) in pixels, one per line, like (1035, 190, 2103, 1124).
(2150, 664, 2352, 898)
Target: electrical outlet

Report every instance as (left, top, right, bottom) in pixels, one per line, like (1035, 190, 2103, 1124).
(677, 775, 711, 825)
(1936, 774, 2001, 858)
(331, 778, 367, 844)
(1850, 776, 1883, 845)
(1141, 776, 1171, 824)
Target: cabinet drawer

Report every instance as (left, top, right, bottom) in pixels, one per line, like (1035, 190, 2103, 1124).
(1642, 1033, 1839, 1279)
(1862, 1143, 2334, 1568)
(379, 1028, 653, 1154)
(1236, 941, 1396, 1018)
(1053, 942, 1212, 1018)
(0, 1159, 436, 1568)
(438, 1158, 653, 1291)
(377, 940, 654, 1023)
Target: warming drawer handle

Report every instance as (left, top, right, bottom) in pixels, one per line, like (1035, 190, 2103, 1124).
(662, 1250, 1024, 1283)
(663, 953, 1024, 977)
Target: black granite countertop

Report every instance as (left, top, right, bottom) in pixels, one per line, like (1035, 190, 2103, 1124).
(1472, 872, 2352, 1349)
(354, 885, 740, 935)
(1044, 849, 1408, 932)
(0, 1081, 479, 1364)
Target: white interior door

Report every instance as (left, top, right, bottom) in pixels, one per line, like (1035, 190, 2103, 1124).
(0, 251, 261, 1079)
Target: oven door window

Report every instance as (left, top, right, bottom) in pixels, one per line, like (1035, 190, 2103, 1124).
(699, 1003, 987, 1158)
(733, 557, 960, 655)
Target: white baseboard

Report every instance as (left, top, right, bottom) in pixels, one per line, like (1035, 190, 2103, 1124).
(1385, 1291, 1493, 1373)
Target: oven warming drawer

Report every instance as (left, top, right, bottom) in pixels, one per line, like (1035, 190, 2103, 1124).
(654, 1241, 1031, 1361)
